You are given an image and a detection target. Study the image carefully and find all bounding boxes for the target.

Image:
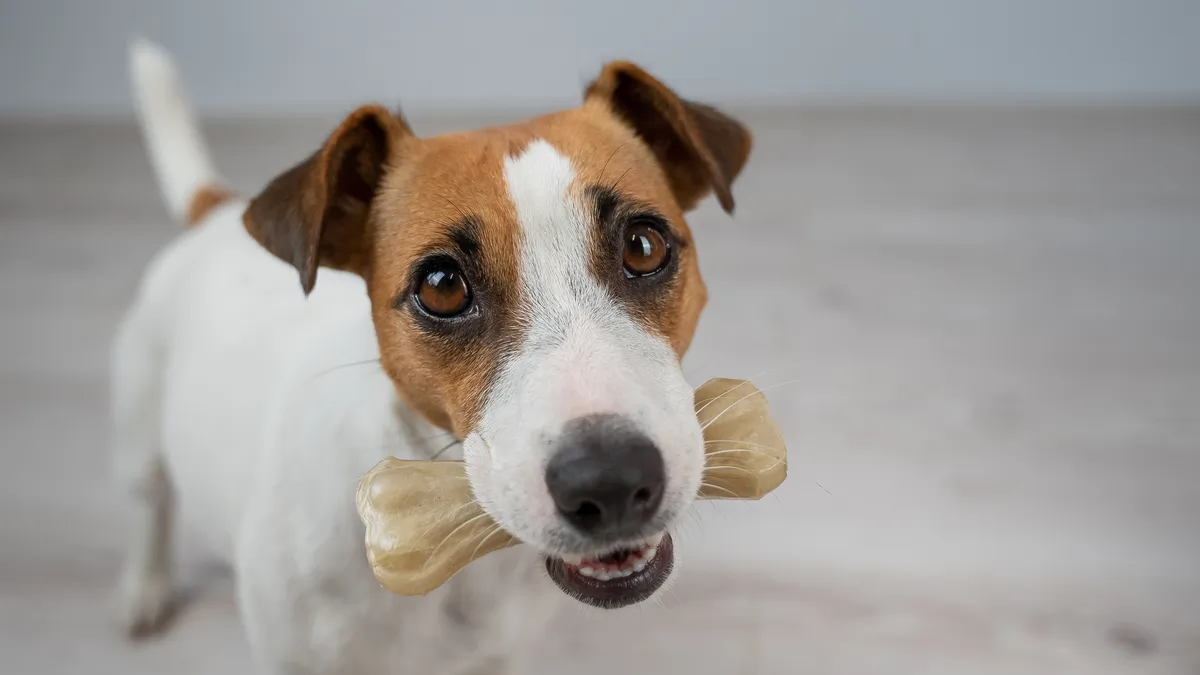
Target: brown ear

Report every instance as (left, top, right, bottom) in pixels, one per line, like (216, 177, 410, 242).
(244, 105, 410, 294)
(586, 62, 752, 213)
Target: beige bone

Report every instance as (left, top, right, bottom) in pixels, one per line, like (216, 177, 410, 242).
(356, 378, 786, 596)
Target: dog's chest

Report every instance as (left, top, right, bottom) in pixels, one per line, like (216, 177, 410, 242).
(302, 547, 561, 674)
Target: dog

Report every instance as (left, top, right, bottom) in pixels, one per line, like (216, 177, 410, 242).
(114, 40, 751, 674)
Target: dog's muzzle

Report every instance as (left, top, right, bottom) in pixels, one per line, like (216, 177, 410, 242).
(542, 414, 675, 608)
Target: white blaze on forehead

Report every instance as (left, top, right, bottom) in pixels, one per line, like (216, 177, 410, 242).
(499, 139, 588, 307)
(498, 139, 635, 416)
(502, 139, 609, 329)
(502, 139, 581, 262)
(462, 138, 704, 551)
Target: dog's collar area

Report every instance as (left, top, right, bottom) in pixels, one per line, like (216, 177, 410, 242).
(545, 534, 674, 608)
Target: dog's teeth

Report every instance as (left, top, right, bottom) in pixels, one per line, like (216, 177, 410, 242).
(572, 540, 663, 582)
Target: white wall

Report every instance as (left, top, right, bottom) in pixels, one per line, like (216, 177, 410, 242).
(2, 0, 1199, 117)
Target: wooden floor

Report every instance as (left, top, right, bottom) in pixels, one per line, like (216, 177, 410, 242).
(2, 107, 1198, 674)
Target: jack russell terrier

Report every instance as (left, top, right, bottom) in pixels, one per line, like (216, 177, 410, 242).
(114, 40, 751, 674)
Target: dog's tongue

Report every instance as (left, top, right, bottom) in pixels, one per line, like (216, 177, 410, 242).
(355, 378, 786, 597)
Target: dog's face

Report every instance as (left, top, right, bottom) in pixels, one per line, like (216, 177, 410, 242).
(244, 62, 750, 608)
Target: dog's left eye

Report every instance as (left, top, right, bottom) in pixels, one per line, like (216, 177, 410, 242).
(623, 222, 671, 277)
(415, 264, 472, 317)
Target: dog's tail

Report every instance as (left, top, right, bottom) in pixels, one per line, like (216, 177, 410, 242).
(129, 39, 231, 226)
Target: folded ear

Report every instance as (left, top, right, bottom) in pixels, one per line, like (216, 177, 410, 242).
(244, 106, 411, 294)
(586, 62, 752, 214)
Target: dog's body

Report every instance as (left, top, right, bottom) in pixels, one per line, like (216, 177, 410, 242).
(115, 41, 750, 674)
(115, 197, 556, 674)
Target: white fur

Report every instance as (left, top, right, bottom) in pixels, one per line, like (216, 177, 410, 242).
(116, 42, 558, 674)
(464, 140, 704, 556)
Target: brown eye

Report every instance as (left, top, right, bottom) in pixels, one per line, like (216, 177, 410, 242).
(623, 222, 671, 277)
(415, 266, 471, 317)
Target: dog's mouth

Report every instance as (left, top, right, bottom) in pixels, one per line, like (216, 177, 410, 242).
(544, 534, 674, 608)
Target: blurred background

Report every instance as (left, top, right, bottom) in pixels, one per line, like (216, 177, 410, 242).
(2, 1, 1198, 673)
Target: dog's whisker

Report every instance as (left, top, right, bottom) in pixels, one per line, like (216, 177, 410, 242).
(700, 372, 801, 425)
(697, 482, 741, 498)
(420, 511, 495, 573)
(693, 378, 760, 418)
(373, 440, 460, 458)
(704, 439, 786, 452)
(649, 593, 667, 611)
(702, 459, 785, 477)
(412, 499, 483, 544)
(373, 430, 460, 459)
(665, 586, 683, 608)
(691, 363, 791, 416)
(607, 155, 647, 195)
(436, 192, 471, 222)
(689, 359, 810, 398)
(430, 439, 462, 460)
(466, 524, 508, 564)
(699, 379, 802, 432)
(414, 428, 457, 443)
(597, 139, 636, 186)
(703, 446, 784, 461)
(419, 521, 506, 582)
(307, 357, 382, 383)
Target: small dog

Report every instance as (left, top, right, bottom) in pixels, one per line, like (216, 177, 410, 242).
(115, 40, 751, 674)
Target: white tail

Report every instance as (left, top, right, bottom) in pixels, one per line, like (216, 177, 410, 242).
(129, 39, 220, 222)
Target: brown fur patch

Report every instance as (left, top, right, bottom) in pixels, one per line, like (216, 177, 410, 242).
(186, 185, 236, 226)
(586, 61, 752, 214)
(243, 106, 411, 294)
(369, 129, 531, 436)
(241, 62, 749, 437)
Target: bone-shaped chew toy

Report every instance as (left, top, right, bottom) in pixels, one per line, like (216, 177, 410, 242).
(356, 378, 786, 596)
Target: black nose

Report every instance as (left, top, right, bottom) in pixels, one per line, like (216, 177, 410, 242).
(545, 414, 665, 539)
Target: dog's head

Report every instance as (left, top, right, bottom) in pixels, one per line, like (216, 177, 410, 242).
(244, 62, 751, 608)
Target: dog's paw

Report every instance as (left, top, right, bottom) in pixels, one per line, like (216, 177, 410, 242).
(116, 569, 175, 639)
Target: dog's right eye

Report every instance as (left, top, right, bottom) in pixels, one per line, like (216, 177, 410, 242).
(623, 221, 671, 277)
(415, 264, 472, 318)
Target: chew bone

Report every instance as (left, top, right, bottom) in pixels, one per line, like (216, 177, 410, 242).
(356, 378, 786, 596)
